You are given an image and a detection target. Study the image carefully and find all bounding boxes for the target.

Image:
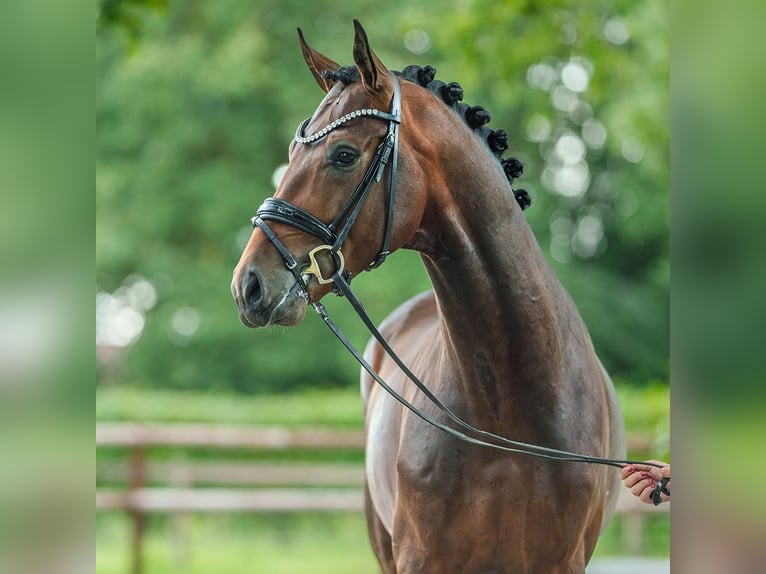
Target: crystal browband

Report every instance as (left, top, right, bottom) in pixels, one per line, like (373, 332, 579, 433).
(294, 108, 398, 145)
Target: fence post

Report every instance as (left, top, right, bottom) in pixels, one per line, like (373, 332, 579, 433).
(169, 462, 191, 568)
(128, 445, 146, 574)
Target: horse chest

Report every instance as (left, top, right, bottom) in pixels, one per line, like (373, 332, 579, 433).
(392, 435, 590, 570)
(395, 423, 526, 507)
(369, 399, 529, 524)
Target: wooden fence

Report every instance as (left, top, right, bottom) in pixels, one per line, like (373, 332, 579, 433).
(96, 423, 668, 574)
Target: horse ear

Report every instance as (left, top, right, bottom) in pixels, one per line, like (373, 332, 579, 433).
(297, 28, 341, 93)
(352, 20, 391, 95)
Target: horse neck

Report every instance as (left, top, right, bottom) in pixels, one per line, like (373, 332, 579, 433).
(413, 138, 570, 411)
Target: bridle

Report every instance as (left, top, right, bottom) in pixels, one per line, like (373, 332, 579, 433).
(248, 72, 669, 503)
(251, 74, 401, 295)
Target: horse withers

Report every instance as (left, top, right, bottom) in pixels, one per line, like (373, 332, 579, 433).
(231, 20, 625, 574)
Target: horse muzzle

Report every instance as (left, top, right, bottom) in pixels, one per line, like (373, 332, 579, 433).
(231, 263, 308, 328)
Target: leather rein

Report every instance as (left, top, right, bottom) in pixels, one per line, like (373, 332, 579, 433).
(250, 73, 668, 503)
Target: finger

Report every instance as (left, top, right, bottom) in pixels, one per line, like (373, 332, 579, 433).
(639, 484, 655, 504)
(623, 471, 649, 488)
(631, 478, 655, 497)
(644, 460, 670, 476)
(620, 465, 635, 479)
(641, 468, 663, 481)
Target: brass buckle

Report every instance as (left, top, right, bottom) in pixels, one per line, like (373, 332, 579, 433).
(303, 245, 345, 285)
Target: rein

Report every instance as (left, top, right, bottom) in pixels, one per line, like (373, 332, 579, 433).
(250, 73, 667, 491)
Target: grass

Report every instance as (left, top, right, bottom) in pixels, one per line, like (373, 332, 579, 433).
(97, 513, 379, 574)
(594, 513, 670, 557)
(97, 511, 669, 574)
(97, 386, 365, 427)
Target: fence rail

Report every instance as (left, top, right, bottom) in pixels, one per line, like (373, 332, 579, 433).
(97, 485, 663, 515)
(97, 422, 366, 449)
(98, 460, 366, 486)
(97, 422, 655, 451)
(96, 422, 667, 574)
(97, 487, 365, 512)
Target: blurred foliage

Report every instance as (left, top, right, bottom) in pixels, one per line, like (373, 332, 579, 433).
(97, 0, 668, 393)
(98, 0, 168, 42)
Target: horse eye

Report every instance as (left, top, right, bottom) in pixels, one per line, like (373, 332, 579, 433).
(333, 149, 357, 166)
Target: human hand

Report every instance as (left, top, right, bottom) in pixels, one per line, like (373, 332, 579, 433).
(620, 460, 670, 504)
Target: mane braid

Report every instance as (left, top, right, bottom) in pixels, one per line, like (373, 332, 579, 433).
(322, 66, 359, 85)
(321, 63, 530, 210)
(401, 64, 530, 211)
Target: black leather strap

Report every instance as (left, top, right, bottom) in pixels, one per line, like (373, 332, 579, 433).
(330, 75, 401, 263)
(256, 198, 337, 245)
(252, 216, 308, 292)
(321, 271, 663, 468)
(368, 76, 401, 269)
(331, 133, 392, 250)
(651, 476, 671, 505)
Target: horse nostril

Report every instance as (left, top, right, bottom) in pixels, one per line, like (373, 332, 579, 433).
(243, 267, 264, 306)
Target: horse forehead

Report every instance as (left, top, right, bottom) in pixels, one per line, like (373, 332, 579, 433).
(314, 84, 364, 118)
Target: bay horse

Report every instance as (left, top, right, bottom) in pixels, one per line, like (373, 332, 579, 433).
(232, 20, 625, 573)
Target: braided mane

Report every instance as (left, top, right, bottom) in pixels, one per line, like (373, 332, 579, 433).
(322, 65, 530, 210)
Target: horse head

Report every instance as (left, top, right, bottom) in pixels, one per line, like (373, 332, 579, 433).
(232, 21, 429, 328)
(232, 20, 528, 328)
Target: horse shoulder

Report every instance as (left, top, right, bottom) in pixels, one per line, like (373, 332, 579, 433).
(360, 290, 440, 537)
(360, 289, 438, 405)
